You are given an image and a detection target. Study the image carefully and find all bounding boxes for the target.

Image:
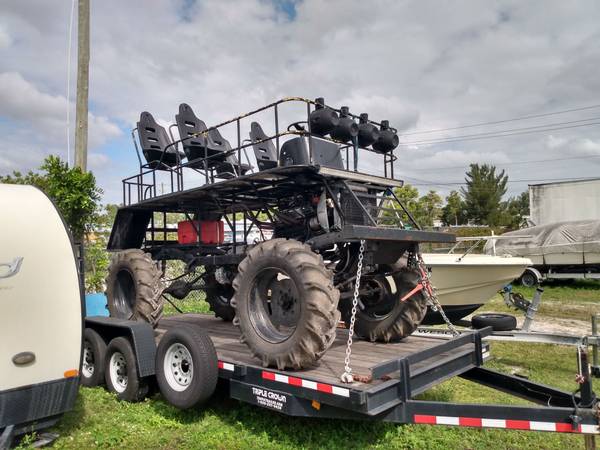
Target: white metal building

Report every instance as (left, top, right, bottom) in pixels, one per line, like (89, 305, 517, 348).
(529, 178, 600, 225)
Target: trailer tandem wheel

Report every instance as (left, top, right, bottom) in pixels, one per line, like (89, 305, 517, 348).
(81, 328, 107, 387)
(155, 325, 218, 409)
(104, 337, 149, 402)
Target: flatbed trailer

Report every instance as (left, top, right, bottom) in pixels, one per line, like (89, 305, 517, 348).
(85, 314, 600, 436)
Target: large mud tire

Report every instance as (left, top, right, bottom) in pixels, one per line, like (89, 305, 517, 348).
(340, 265, 427, 342)
(204, 268, 235, 321)
(231, 239, 340, 370)
(106, 249, 164, 326)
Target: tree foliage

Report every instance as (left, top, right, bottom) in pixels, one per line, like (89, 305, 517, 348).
(441, 190, 467, 226)
(461, 164, 508, 226)
(503, 191, 530, 228)
(0, 155, 102, 239)
(388, 185, 442, 228)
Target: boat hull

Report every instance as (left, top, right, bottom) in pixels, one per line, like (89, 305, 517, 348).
(422, 253, 531, 308)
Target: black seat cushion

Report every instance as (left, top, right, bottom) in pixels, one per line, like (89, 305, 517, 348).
(249, 122, 278, 171)
(137, 111, 180, 168)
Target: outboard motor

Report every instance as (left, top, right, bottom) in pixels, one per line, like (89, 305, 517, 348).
(357, 113, 380, 147)
(309, 97, 339, 136)
(330, 106, 359, 143)
(372, 120, 399, 153)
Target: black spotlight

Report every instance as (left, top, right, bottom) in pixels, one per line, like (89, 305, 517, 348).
(357, 113, 380, 147)
(309, 97, 339, 136)
(372, 120, 399, 153)
(330, 106, 359, 143)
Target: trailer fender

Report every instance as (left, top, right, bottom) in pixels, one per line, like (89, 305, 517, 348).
(84, 317, 156, 377)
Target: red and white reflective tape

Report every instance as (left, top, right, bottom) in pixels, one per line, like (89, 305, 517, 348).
(414, 415, 599, 434)
(262, 370, 350, 398)
(217, 360, 235, 372)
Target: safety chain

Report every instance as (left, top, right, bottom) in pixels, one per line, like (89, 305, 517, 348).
(340, 239, 365, 383)
(414, 252, 460, 336)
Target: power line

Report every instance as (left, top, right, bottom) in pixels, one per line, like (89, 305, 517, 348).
(404, 175, 600, 187)
(406, 154, 600, 172)
(400, 116, 600, 145)
(398, 104, 600, 137)
(398, 120, 600, 147)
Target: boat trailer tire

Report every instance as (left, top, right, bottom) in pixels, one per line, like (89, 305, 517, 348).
(106, 249, 164, 327)
(472, 313, 517, 331)
(155, 325, 218, 409)
(340, 265, 428, 342)
(104, 337, 149, 402)
(231, 239, 340, 370)
(81, 328, 107, 387)
(204, 268, 236, 321)
(520, 268, 541, 287)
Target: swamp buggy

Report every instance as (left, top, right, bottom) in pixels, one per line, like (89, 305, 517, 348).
(75, 98, 600, 441)
(106, 97, 454, 371)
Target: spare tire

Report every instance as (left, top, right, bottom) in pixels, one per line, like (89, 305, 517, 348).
(106, 249, 164, 326)
(471, 313, 517, 331)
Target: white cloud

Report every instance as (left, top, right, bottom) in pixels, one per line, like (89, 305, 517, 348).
(1, 0, 600, 202)
(0, 71, 121, 163)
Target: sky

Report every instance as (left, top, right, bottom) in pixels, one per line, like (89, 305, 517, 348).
(1, 0, 599, 203)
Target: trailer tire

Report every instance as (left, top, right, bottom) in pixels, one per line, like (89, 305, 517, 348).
(472, 313, 517, 331)
(231, 239, 340, 370)
(81, 328, 107, 387)
(106, 249, 164, 327)
(104, 337, 149, 402)
(155, 326, 218, 409)
(204, 269, 235, 321)
(340, 266, 427, 342)
(520, 269, 540, 287)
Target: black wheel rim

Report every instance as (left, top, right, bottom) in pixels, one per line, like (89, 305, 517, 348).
(358, 276, 396, 319)
(522, 273, 535, 286)
(248, 267, 301, 343)
(114, 269, 136, 317)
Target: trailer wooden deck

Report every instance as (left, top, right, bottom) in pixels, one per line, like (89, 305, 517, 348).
(158, 314, 485, 394)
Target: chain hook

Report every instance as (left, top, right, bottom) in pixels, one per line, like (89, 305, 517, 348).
(340, 239, 365, 383)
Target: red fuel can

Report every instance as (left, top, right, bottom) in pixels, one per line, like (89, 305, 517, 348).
(177, 220, 224, 244)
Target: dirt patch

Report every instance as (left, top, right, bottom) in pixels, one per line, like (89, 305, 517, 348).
(517, 315, 592, 335)
(467, 311, 593, 335)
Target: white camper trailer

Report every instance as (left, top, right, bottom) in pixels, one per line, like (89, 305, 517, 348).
(0, 184, 82, 445)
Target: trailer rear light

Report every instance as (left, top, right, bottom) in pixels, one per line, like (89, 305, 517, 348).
(64, 369, 79, 378)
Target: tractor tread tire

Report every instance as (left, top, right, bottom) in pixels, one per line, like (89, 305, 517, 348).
(231, 239, 340, 370)
(204, 269, 236, 322)
(106, 249, 164, 327)
(340, 266, 428, 342)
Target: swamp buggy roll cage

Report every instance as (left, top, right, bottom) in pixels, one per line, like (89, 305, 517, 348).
(106, 96, 455, 370)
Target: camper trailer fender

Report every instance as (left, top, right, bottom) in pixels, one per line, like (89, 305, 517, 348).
(84, 317, 156, 377)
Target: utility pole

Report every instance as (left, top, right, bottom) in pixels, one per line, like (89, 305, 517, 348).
(74, 0, 90, 171)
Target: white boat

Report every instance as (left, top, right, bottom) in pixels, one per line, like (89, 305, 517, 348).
(421, 251, 531, 324)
